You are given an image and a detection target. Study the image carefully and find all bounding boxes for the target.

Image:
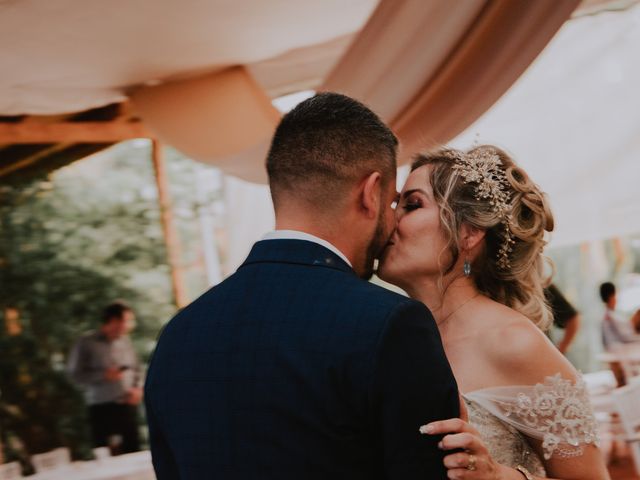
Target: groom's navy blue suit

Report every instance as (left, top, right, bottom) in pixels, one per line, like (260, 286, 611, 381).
(145, 239, 459, 479)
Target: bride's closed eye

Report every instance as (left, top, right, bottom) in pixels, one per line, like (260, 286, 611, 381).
(402, 196, 422, 212)
(398, 188, 428, 213)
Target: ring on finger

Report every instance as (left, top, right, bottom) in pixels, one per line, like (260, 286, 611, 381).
(466, 454, 477, 471)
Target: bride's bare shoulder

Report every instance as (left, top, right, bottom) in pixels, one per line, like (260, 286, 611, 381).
(480, 302, 576, 384)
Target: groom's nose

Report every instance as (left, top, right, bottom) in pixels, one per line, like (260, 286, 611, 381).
(394, 204, 404, 221)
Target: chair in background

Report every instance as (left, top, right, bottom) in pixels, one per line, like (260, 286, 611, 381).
(620, 356, 640, 385)
(0, 462, 23, 480)
(583, 370, 617, 396)
(612, 382, 640, 476)
(93, 446, 111, 461)
(30, 447, 71, 473)
(583, 369, 622, 463)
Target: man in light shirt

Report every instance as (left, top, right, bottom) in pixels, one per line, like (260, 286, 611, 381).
(599, 282, 640, 351)
(67, 301, 142, 454)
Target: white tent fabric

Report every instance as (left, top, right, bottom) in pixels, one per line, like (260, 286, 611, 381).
(224, 177, 274, 275)
(127, 0, 575, 184)
(2, 0, 633, 263)
(0, 0, 377, 114)
(224, 4, 640, 271)
(451, 3, 640, 248)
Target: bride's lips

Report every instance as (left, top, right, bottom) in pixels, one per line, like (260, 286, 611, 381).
(378, 239, 395, 260)
(386, 234, 399, 247)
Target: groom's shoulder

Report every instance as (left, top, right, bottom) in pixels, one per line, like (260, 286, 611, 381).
(343, 277, 426, 317)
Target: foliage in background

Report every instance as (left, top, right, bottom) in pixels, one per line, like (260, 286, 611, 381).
(0, 140, 222, 465)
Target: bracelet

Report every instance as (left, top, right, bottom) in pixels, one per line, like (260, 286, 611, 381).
(515, 465, 534, 480)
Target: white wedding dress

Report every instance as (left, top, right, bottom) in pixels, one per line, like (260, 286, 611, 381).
(463, 374, 599, 477)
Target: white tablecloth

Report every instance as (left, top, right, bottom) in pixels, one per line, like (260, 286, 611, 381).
(29, 451, 155, 480)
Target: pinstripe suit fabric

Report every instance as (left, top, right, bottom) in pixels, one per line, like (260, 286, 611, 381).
(145, 239, 459, 479)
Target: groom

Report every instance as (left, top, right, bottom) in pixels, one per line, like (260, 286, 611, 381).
(145, 93, 459, 479)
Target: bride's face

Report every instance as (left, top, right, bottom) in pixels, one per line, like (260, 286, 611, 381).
(378, 165, 450, 290)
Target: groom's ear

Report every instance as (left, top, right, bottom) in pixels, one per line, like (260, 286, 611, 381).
(460, 223, 485, 251)
(360, 171, 382, 219)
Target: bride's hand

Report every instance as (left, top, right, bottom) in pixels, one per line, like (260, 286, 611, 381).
(419, 418, 511, 479)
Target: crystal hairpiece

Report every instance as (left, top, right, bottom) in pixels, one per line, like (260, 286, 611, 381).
(450, 148, 515, 269)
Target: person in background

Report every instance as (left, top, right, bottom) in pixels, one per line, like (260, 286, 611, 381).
(544, 284, 581, 354)
(633, 309, 640, 334)
(67, 301, 142, 454)
(599, 282, 640, 351)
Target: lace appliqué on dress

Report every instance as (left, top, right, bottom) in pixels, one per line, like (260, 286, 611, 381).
(499, 374, 597, 459)
(466, 373, 598, 460)
(465, 398, 546, 476)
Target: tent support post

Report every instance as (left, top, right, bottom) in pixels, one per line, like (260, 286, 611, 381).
(151, 140, 188, 308)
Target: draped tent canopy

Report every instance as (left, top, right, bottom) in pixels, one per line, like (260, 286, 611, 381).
(1, 0, 579, 183)
(2, 0, 634, 263)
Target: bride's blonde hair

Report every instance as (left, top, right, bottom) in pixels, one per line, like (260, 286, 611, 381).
(412, 145, 554, 330)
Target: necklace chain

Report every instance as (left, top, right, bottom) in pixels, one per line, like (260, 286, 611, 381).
(436, 292, 480, 327)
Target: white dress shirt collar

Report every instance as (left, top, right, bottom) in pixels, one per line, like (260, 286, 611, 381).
(262, 230, 352, 267)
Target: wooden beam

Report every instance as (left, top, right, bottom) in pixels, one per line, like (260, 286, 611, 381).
(0, 144, 71, 177)
(152, 140, 189, 308)
(0, 121, 154, 143)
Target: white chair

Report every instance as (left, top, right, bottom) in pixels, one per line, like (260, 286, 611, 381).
(583, 369, 618, 395)
(93, 446, 111, 461)
(612, 382, 640, 475)
(0, 462, 22, 480)
(585, 370, 622, 455)
(30, 447, 71, 473)
(621, 357, 640, 385)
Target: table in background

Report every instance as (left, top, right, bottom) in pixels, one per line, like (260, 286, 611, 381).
(29, 451, 154, 480)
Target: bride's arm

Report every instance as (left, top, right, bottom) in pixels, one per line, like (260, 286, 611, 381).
(528, 442, 608, 480)
(493, 322, 609, 479)
(422, 321, 610, 480)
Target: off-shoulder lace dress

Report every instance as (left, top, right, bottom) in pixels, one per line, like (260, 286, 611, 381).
(463, 374, 598, 477)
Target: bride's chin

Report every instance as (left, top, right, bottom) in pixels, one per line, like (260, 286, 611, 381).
(377, 262, 399, 286)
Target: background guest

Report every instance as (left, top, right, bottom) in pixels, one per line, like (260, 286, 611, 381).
(599, 282, 640, 351)
(545, 283, 581, 354)
(67, 301, 142, 454)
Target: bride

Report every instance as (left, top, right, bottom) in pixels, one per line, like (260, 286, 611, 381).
(378, 146, 610, 480)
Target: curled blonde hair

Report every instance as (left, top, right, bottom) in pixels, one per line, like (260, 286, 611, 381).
(412, 145, 554, 330)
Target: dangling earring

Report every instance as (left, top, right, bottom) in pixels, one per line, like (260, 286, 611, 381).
(463, 258, 471, 277)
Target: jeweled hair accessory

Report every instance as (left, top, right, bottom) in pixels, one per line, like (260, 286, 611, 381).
(449, 148, 515, 269)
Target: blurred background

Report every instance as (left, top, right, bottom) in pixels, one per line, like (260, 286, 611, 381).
(1, 0, 639, 478)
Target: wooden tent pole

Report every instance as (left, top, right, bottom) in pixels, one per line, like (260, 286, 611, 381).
(151, 140, 188, 308)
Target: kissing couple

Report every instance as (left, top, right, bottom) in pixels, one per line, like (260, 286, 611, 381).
(145, 93, 608, 480)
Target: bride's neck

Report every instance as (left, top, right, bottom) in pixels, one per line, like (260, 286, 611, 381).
(408, 275, 479, 327)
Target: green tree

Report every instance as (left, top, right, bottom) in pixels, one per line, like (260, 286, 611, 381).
(0, 140, 222, 463)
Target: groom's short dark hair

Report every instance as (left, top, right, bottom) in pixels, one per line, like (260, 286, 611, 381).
(266, 92, 398, 209)
(102, 301, 131, 324)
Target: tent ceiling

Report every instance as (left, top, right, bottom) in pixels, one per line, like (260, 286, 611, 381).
(0, 0, 376, 182)
(0, 0, 627, 116)
(0, 0, 600, 183)
(2, 0, 635, 249)
(0, 0, 377, 115)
